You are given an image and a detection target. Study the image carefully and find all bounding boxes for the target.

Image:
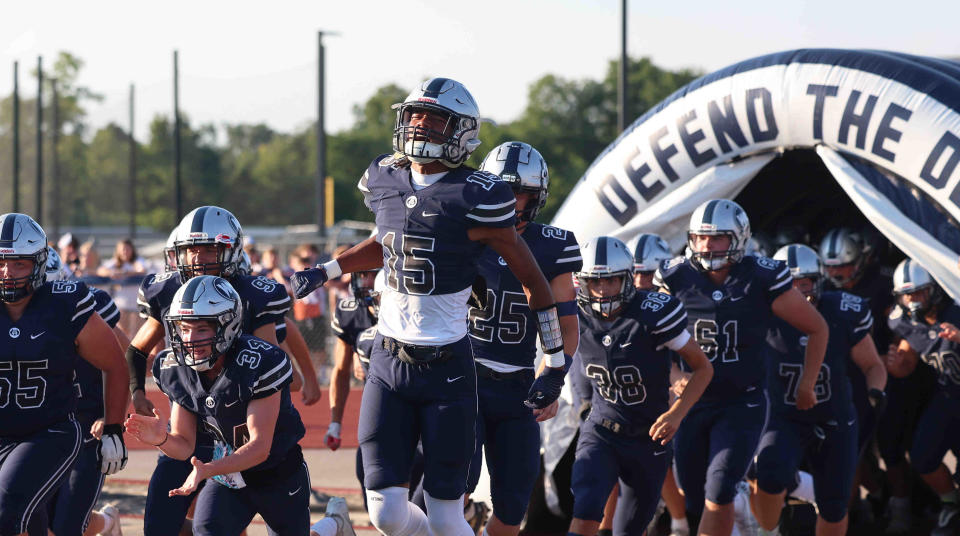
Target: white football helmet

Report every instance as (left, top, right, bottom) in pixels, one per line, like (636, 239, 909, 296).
(576, 236, 636, 319)
(237, 251, 252, 276)
(172, 206, 244, 280)
(819, 227, 864, 287)
(687, 199, 751, 272)
(892, 258, 943, 322)
(44, 246, 71, 282)
(633, 233, 672, 274)
(164, 228, 178, 272)
(165, 275, 243, 371)
(774, 244, 823, 303)
(0, 213, 49, 302)
(392, 77, 481, 167)
(480, 141, 549, 223)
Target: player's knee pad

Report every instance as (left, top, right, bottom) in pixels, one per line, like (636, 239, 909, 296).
(367, 487, 430, 536)
(817, 498, 849, 523)
(424, 492, 475, 536)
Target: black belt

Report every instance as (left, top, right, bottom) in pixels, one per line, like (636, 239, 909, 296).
(382, 336, 457, 365)
(597, 417, 646, 437)
(241, 445, 304, 486)
(475, 363, 530, 382)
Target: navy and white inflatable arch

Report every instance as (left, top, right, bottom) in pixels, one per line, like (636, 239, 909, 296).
(552, 48, 960, 300)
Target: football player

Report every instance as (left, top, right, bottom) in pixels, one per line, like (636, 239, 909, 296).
(128, 206, 301, 536)
(125, 276, 312, 535)
(752, 244, 887, 536)
(820, 227, 913, 529)
(655, 199, 829, 536)
(0, 214, 128, 536)
(291, 77, 569, 536)
(568, 237, 712, 536)
(41, 248, 129, 536)
(885, 259, 960, 536)
(460, 141, 581, 536)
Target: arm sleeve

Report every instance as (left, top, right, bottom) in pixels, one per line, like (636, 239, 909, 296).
(251, 350, 294, 399)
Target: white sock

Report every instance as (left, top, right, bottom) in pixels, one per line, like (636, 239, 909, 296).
(310, 517, 339, 536)
(671, 516, 689, 533)
(791, 471, 816, 504)
(367, 487, 433, 536)
(424, 492, 474, 536)
(100, 511, 116, 532)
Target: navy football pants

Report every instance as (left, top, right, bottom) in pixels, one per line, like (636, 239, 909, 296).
(571, 420, 670, 535)
(673, 390, 768, 513)
(755, 415, 858, 522)
(465, 369, 540, 525)
(911, 390, 960, 475)
(0, 419, 81, 536)
(143, 444, 214, 536)
(359, 334, 477, 500)
(48, 426, 104, 536)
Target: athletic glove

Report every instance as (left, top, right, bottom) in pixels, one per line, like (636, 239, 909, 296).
(98, 424, 128, 475)
(291, 266, 328, 300)
(324, 422, 342, 451)
(868, 388, 887, 414)
(524, 367, 565, 409)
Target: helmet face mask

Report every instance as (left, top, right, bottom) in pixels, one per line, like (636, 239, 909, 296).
(351, 270, 381, 307)
(819, 228, 864, 287)
(165, 275, 243, 372)
(576, 237, 636, 320)
(0, 213, 49, 302)
(392, 78, 481, 168)
(893, 259, 942, 322)
(686, 199, 750, 272)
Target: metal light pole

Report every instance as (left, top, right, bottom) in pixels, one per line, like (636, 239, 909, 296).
(12, 62, 19, 213)
(129, 83, 137, 238)
(618, 0, 628, 133)
(316, 31, 327, 235)
(36, 56, 43, 223)
(52, 78, 60, 237)
(173, 50, 182, 222)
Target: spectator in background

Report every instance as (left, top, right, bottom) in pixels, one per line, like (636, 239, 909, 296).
(98, 237, 149, 335)
(287, 243, 330, 383)
(75, 240, 100, 278)
(260, 246, 287, 283)
(244, 237, 263, 275)
(58, 232, 81, 272)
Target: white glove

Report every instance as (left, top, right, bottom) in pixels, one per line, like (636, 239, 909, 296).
(324, 422, 342, 451)
(98, 424, 128, 475)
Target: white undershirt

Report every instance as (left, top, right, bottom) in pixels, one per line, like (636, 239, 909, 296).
(410, 169, 448, 191)
(377, 286, 472, 345)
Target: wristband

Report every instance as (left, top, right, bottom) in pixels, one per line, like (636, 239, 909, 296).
(535, 304, 563, 355)
(545, 352, 565, 368)
(152, 431, 169, 447)
(125, 345, 148, 394)
(322, 259, 343, 279)
(556, 300, 578, 317)
(327, 422, 341, 436)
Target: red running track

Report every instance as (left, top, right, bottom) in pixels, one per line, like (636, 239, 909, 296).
(126, 388, 364, 450)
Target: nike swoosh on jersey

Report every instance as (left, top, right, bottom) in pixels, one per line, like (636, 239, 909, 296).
(619, 342, 632, 348)
(288, 487, 302, 496)
(31, 331, 46, 339)
(746, 402, 761, 408)
(422, 211, 439, 217)
(225, 400, 240, 408)
(447, 376, 464, 383)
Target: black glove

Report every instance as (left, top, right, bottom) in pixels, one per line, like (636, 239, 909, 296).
(98, 424, 128, 475)
(868, 388, 887, 414)
(291, 267, 328, 300)
(524, 367, 565, 409)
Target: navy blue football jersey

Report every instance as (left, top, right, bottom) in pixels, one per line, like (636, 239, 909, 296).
(359, 154, 516, 296)
(577, 290, 689, 430)
(153, 334, 305, 472)
(0, 281, 96, 437)
(331, 297, 376, 348)
(469, 223, 581, 368)
(73, 287, 121, 423)
(137, 272, 290, 342)
(767, 291, 873, 423)
(655, 255, 792, 401)
(889, 302, 960, 398)
(354, 326, 378, 377)
(827, 264, 894, 350)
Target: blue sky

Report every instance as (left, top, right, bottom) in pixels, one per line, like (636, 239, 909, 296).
(2, 0, 957, 142)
